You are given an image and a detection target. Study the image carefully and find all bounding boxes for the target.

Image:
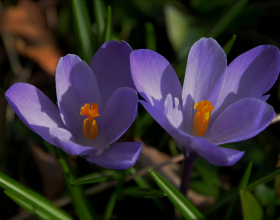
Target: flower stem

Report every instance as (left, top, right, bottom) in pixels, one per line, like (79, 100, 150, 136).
(54, 147, 94, 220)
(180, 151, 197, 196)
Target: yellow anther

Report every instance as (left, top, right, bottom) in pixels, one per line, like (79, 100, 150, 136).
(192, 100, 214, 137)
(80, 103, 100, 140)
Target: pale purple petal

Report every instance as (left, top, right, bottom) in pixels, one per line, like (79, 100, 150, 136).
(191, 137, 244, 166)
(140, 97, 191, 149)
(260, 94, 270, 102)
(164, 94, 183, 129)
(182, 38, 227, 104)
(130, 49, 182, 105)
(49, 127, 98, 155)
(5, 83, 65, 145)
(56, 56, 101, 140)
(91, 41, 135, 107)
(100, 87, 138, 146)
(85, 142, 142, 169)
(216, 45, 280, 112)
(56, 54, 81, 107)
(182, 38, 227, 134)
(208, 98, 275, 145)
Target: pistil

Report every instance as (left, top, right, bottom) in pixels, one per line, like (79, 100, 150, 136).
(80, 103, 100, 140)
(192, 100, 214, 136)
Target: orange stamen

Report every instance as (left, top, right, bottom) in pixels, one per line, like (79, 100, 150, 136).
(80, 103, 100, 140)
(192, 100, 214, 137)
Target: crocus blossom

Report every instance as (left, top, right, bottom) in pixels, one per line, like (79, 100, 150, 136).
(130, 37, 280, 166)
(6, 41, 141, 170)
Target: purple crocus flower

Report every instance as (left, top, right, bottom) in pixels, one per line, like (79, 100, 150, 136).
(130, 37, 280, 167)
(5, 41, 141, 170)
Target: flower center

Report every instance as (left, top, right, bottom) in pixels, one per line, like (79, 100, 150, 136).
(80, 103, 100, 140)
(192, 100, 214, 137)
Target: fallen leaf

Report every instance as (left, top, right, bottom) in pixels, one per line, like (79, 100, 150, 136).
(29, 140, 65, 200)
(0, 0, 62, 75)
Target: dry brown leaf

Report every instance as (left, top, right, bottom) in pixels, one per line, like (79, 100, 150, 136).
(0, 0, 62, 75)
(29, 140, 65, 200)
(136, 138, 215, 207)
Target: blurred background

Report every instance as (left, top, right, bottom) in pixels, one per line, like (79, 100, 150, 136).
(0, 0, 280, 219)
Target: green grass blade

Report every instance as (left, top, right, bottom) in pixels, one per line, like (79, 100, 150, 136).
(239, 162, 253, 189)
(104, 6, 112, 42)
(240, 189, 263, 220)
(204, 192, 236, 216)
(223, 195, 239, 220)
(93, 0, 106, 45)
(5, 190, 51, 220)
(206, 0, 248, 38)
(0, 172, 72, 220)
(164, 4, 190, 53)
(55, 148, 93, 220)
(246, 167, 280, 191)
(71, 171, 116, 185)
(223, 35, 236, 55)
(223, 162, 253, 220)
(206, 165, 280, 216)
(72, 0, 94, 63)
(149, 169, 205, 220)
(145, 22, 157, 51)
(104, 170, 128, 220)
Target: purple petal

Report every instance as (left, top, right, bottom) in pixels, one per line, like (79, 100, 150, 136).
(164, 94, 183, 129)
(100, 87, 138, 146)
(260, 94, 270, 102)
(85, 142, 142, 170)
(56, 54, 81, 106)
(49, 127, 99, 156)
(208, 98, 275, 145)
(56, 55, 101, 140)
(182, 38, 227, 134)
(5, 83, 65, 145)
(140, 96, 191, 149)
(182, 38, 227, 104)
(130, 49, 182, 105)
(216, 45, 280, 112)
(191, 137, 244, 166)
(91, 41, 135, 107)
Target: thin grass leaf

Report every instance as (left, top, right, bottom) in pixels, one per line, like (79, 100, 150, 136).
(54, 148, 93, 220)
(5, 190, 51, 220)
(104, 6, 112, 42)
(130, 168, 171, 217)
(93, 0, 106, 45)
(223, 162, 252, 220)
(240, 189, 263, 220)
(246, 167, 280, 191)
(203, 192, 236, 216)
(104, 170, 128, 220)
(223, 195, 239, 220)
(0, 172, 72, 220)
(121, 187, 166, 198)
(239, 162, 253, 189)
(223, 35, 236, 55)
(71, 170, 116, 185)
(145, 22, 157, 51)
(72, 0, 94, 63)
(164, 4, 190, 53)
(149, 169, 205, 220)
(206, 0, 248, 38)
(206, 165, 280, 216)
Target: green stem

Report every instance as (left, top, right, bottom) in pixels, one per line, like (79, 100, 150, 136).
(104, 169, 128, 220)
(54, 148, 94, 220)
